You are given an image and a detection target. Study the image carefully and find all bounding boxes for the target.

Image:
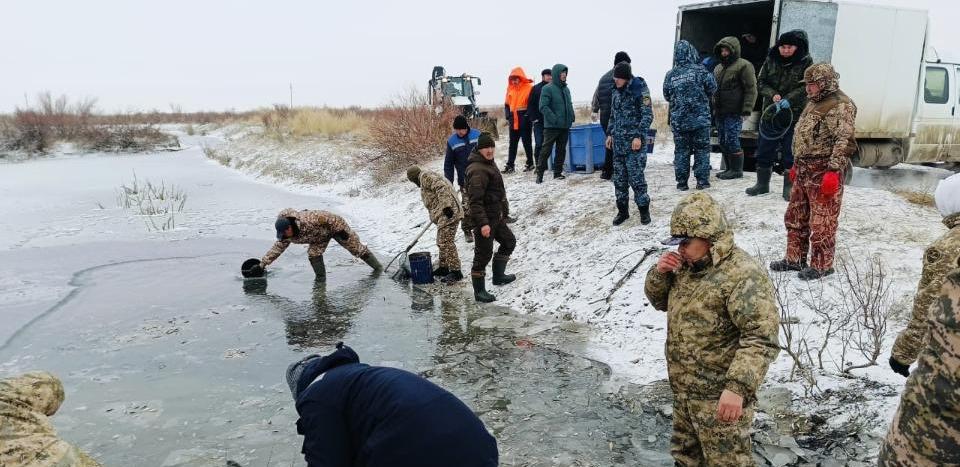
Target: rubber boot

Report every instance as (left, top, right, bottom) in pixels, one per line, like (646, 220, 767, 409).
(441, 270, 463, 284)
(360, 252, 383, 272)
(716, 152, 731, 179)
(746, 167, 772, 196)
(432, 266, 450, 277)
(612, 200, 629, 226)
(638, 204, 652, 225)
(769, 259, 805, 272)
(309, 255, 326, 281)
(492, 255, 516, 285)
(782, 176, 793, 202)
(717, 152, 744, 180)
(472, 274, 496, 302)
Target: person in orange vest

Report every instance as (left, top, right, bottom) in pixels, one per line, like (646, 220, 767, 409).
(503, 67, 534, 174)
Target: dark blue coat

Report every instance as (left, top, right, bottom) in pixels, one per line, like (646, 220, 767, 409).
(610, 76, 654, 142)
(527, 81, 548, 124)
(664, 40, 718, 132)
(444, 128, 480, 188)
(294, 348, 498, 467)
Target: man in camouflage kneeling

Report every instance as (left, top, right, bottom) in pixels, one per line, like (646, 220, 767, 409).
(407, 165, 465, 283)
(645, 192, 780, 466)
(260, 208, 382, 280)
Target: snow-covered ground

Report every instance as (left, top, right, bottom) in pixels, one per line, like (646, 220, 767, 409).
(208, 123, 952, 458)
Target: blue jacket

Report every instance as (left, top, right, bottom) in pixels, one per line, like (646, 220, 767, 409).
(610, 76, 654, 142)
(294, 348, 498, 467)
(664, 40, 718, 132)
(444, 128, 480, 187)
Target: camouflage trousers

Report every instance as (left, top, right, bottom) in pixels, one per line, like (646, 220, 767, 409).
(672, 398, 756, 467)
(307, 223, 370, 260)
(879, 393, 960, 466)
(673, 127, 711, 185)
(436, 221, 462, 271)
(716, 114, 743, 154)
(612, 139, 650, 207)
(459, 187, 474, 235)
(785, 158, 843, 270)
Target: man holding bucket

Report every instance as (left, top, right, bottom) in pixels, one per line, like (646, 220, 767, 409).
(406, 165, 464, 283)
(466, 132, 516, 302)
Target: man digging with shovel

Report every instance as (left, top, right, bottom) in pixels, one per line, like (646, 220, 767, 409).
(407, 165, 464, 283)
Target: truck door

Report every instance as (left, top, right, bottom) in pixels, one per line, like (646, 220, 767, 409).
(909, 64, 957, 162)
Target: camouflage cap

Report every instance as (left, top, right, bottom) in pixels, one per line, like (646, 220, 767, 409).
(800, 63, 839, 85)
(666, 192, 730, 243)
(406, 165, 422, 185)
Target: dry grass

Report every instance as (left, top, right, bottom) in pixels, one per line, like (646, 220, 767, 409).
(290, 108, 367, 137)
(894, 189, 935, 208)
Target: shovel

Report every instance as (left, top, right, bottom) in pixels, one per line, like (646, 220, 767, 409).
(384, 221, 433, 273)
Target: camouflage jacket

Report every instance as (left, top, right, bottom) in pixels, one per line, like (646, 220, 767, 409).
(610, 76, 654, 142)
(664, 40, 717, 132)
(418, 170, 463, 228)
(0, 372, 102, 467)
(792, 63, 858, 172)
(261, 209, 352, 265)
(892, 212, 960, 365)
(645, 193, 780, 402)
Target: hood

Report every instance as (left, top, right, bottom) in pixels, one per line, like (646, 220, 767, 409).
(802, 63, 840, 101)
(0, 371, 65, 416)
(669, 192, 735, 265)
(551, 64, 568, 86)
(714, 36, 742, 62)
(936, 173, 960, 221)
(769, 29, 810, 63)
(507, 66, 533, 86)
(674, 40, 700, 66)
(287, 343, 360, 400)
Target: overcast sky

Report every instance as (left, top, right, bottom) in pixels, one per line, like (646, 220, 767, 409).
(2, 0, 958, 113)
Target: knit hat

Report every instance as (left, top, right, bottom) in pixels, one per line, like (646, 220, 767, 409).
(453, 115, 469, 130)
(406, 165, 422, 185)
(613, 62, 633, 80)
(477, 132, 496, 150)
(541, 68, 552, 77)
(614, 51, 631, 66)
(275, 217, 293, 239)
(286, 342, 360, 401)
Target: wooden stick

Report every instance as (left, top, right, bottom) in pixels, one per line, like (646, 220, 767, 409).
(591, 247, 663, 304)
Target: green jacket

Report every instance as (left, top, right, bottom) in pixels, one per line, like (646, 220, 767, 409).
(644, 193, 779, 402)
(713, 37, 758, 116)
(539, 63, 575, 129)
(757, 31, 813, 124)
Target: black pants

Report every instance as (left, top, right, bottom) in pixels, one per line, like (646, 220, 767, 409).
(537, 128, 569, 176)
(507, 122, 533, 169)
(471, 222, 516, 274)
(600, 117, 613, 175)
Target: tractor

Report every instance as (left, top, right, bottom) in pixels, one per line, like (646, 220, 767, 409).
(428, 66, 498, 138)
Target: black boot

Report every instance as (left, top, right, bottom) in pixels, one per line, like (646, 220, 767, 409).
(536, 172, 544, 184)
(676, 181, 689, 191)
(638, 204, 652, 225)
(553, 173, 566, 180)
(309, 255, 326, 281)
(696, 180, 711, 190)
(523, 164, 534, 172)
(782, 176, 793, 201)
(441, 270, 464, 284)
(746, 167, 772, 196)
(472, 274, 496, 302)
(716, 152, 731, 179)
(492, 255, 516, 285)
(717, 152, 744, 180)
(600, 168, 612, 180)
(432, 266, 450, 277)
(769, 259, 805, 272)
(798, 267, 834, 281)
(501, 165, 515, 174)
(612, 200, 629, 226)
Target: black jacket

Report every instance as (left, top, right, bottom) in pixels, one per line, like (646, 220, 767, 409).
(592, 68, 616, 127)
(294, 347, 498, 467)
(527, 81, 548, 124)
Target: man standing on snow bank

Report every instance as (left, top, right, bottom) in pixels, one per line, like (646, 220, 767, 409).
(407, 165, 464, 283)
(878, 262, 960, 467)
(536, 63, 575, 184)
(592, 51, 631, 180)
(889, 173, 960, 377)
(260, 209, 382, 279)
(503, 66, 534, 174)
(606, 61, 654, 226)
(645, 192, 779, 467)
(286, 343, 499, 467)
(712, 36, 758, 181)
(445, 115, 481, 243)
(769, 63, 857, 281)
(664, 40, 717, 191)
(527, 68, 552, 173)
(0, 371, 103, 467)
(466, 132, 516, 303)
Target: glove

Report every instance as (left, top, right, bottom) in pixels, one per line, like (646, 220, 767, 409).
(778, 99, 791, 110)
(820, 171, 841, 197)
(889, 356, 910, 377)
(442, 207, 454, 219)
(788, 166, 797, 183)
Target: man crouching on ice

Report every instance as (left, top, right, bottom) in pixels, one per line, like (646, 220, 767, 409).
(644, 192, 780, 467)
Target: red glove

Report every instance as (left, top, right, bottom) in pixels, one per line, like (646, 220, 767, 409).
(788, 166, 797, 183)
(820, 171, 841, 197)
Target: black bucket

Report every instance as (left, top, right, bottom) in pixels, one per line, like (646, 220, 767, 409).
(241, 258, 264, 278)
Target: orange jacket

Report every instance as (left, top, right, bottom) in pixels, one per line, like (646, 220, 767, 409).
(504, 67, 534, 130)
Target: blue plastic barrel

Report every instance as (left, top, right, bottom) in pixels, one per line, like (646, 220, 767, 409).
(408, 252, 434, 284)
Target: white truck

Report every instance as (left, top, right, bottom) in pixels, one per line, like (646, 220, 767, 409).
(677, 0, 960, 169)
